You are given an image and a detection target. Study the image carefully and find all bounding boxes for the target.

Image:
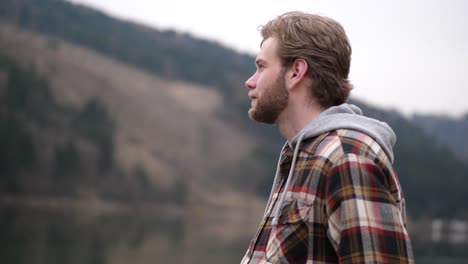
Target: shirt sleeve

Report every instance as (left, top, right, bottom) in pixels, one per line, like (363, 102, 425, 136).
(325, 153, 414, 263)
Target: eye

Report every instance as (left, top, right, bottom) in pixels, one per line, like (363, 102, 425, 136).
(255, 59, 266, 71)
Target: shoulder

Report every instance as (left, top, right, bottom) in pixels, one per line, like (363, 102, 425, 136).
(301, 129, 390, 165)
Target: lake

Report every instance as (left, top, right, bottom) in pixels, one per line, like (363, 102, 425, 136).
(1, 204, 467, 264)
(0, 204, 251, 264)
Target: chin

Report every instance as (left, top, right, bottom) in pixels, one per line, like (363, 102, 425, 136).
(248, 109, 255, 120)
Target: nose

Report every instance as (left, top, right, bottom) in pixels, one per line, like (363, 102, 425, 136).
(245, 73, 257, 90)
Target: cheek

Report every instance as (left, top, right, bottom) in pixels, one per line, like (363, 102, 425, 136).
(257, 75, 272, 92)
(256, 74, 268, 90)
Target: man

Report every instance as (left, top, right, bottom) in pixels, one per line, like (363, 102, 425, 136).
(241, 11, 414, 264)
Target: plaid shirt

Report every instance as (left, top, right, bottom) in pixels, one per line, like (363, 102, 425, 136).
(241, 129, 414, 263)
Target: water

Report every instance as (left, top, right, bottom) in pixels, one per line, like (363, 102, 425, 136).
(2, 205, 467, 264)
(0, 206, 249, 264)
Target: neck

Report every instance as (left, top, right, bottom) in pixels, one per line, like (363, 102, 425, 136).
(276, 100, 323, 143)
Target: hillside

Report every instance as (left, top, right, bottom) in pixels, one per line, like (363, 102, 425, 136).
(0, 22, 268, 212)
(412, 113, 468, 164)
(0, 0, 255, 112)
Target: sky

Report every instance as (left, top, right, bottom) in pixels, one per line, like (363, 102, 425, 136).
(69, 0, 468, 118)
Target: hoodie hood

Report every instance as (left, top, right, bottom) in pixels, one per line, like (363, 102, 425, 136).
(291, 103, 396, 163)
(269, 103, 396, 226)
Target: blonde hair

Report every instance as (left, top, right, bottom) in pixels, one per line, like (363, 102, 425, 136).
(260, 11, 353, 107)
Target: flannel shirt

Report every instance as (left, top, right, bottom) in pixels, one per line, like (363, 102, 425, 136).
(241, 129, 414, 264)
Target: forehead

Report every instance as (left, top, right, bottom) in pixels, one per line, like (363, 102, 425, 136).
(256, 37, 280, 63)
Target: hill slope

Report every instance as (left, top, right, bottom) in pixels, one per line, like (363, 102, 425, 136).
(0, 0, 255, 110)
(0, 23, 261, 203)
(412, 113, 468, 164)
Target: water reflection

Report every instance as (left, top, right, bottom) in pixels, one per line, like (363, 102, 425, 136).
(0, 206, 250, 264)
(3, 205, 468, 264)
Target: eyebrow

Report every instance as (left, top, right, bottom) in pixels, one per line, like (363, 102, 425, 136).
(255, 58, 266, 66)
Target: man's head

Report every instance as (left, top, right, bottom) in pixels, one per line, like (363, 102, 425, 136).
(255, 11, 353, 111)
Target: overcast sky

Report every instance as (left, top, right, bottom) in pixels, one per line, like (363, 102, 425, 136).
(69, 0, 468, 118)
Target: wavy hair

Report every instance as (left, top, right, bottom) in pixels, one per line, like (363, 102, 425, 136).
(260, 11, 353, 107)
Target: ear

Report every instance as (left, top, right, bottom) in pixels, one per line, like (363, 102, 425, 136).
(286, 58, 309, 90)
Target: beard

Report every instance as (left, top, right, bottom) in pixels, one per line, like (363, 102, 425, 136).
(248, 73, 289, 124)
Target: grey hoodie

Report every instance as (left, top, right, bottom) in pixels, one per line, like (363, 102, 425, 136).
(268, 103, 397, 226)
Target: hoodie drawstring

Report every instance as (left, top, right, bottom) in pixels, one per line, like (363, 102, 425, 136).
(272, 133, 306, 226)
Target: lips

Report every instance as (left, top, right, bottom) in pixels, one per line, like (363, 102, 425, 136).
(248, 93, 257, 100)
(248, 93, 257, 107)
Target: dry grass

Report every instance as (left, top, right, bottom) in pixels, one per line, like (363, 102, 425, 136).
(0, 23, 254, 188)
